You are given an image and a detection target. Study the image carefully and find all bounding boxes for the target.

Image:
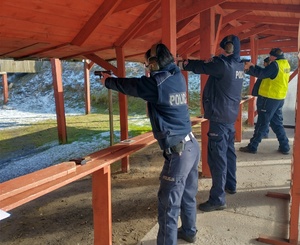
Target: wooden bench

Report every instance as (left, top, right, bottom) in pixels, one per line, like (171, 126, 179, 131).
(0, 117, 214, 244)
(0, 131, 156, 245)
(0, 124, 211, 244)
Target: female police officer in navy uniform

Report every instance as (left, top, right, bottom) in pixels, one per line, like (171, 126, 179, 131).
(99, 43, 200, 245)
(178, 35, 244, 212)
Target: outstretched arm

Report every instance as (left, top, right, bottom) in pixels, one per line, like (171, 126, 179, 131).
(178, 58, 224, 78)
(99, 73, 158, 102)
(246, 62, 278, 79)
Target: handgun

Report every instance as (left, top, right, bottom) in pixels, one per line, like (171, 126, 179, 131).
(241, 59, 251, 63)
(94, 70, 113, 78)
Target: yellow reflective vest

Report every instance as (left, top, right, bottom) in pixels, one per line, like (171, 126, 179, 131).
(259, 59, 290, 99)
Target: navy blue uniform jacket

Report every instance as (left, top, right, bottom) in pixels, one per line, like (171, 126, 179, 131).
(104, 63, 192, 150)
(183, 36, 244, 124)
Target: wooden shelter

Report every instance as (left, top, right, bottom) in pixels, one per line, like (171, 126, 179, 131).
(0, 1, 299, 244)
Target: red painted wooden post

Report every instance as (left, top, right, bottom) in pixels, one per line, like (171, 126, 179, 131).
(161, 0, 177, 56)
(287, 32, 300, 245)
(235, 103, 243, 142)
(51, 58, 67, 144)
(201, 120, 211, 177)
(92, 166, 112, 245)
(2, 73, 8, 104)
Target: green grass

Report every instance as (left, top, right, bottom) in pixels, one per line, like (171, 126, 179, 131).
(0, 112, 152, 161)
(0, 93, 200, 162)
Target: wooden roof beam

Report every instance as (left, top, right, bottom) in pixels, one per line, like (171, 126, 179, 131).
(186, 42, 202, 57)
(214, 6, 241, 27)
(260, 36, 297, 44)
(135, 0, 226, 38)
(241, 39, 297, 50)
(84, 53, 117, 74)
(239, 25, 270, 40)
(222, 10, 252, 26)
(177, 29, 200, 45)
(257, 35, 285, 42)
(177, 11, 223, 56)
(177, 37, 199, 57)
(268, 25, 298, 33)
(113, 0, 156, 13)
(177, 15, 198, 33)
(263, 31, 298, 39)
(71, 1, 122, 46)
(220, 22, 257, 40)
(61, 46, 114, 60)
(177, 0, 226, 21)
(16, 43, 69, 60)
(221, 2, 300, 14)
(114, 1, 160, 47)
(240, 46, 298, 56)
(238, 15, 300, 26)
(0, 42, 44, 58)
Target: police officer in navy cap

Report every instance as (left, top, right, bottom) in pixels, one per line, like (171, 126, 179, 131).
(178, 35, 244, 212)
(99, 43, 201, 244)
(240, 47, 290, 154)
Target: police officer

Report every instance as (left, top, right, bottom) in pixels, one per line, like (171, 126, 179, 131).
(178, 35, 244, 212)
(99, 43, 200, 245)
(251, 57, 271, 96)
(251, 56, 272, 138)
(240, 48, 290, 154)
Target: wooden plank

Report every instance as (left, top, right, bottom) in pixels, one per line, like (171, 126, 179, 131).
(257, 235, 292, 245)
(0, 132, 156, 211)
(266, 192, 290, 200)
(191, 117, 207, 126)
(0, 162, 76, 201)
(0, 172, 84, 211)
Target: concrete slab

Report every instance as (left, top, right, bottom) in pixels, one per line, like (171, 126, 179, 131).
(283, 75, 298, 127)
(138, 127, 295, 245)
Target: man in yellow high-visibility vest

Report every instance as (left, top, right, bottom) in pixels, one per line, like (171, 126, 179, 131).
(240, 48, 290, 155)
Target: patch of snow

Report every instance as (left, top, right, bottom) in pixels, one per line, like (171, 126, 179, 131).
(0, 60, 200, 182)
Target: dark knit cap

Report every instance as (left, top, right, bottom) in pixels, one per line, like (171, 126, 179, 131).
(269, 48, 284, 59)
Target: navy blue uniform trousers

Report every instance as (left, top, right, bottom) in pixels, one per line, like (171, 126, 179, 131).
(156, 137, 200, 245)
(247, 96, 289, 152)
(207, 121, 236, 206)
